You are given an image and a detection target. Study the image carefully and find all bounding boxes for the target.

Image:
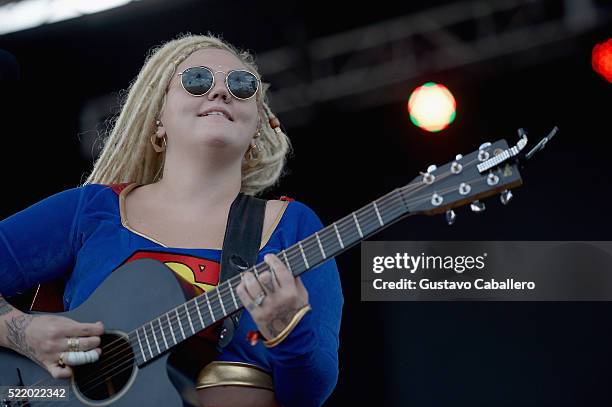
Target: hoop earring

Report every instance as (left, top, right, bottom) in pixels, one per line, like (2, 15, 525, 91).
(246, 139, 261, 168)
(150, 133, 167, 153)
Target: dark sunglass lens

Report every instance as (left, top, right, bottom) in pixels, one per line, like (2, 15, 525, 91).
(227, 71, 258, 99)
(181, 67, 213, 95)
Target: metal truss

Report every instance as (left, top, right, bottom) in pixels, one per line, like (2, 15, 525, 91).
(256, 0, 611, 125)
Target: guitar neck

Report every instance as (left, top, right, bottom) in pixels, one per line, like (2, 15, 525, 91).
(129, 186, 413, 365)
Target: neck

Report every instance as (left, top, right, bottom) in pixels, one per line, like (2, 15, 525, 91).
(152, 148, 243, 209)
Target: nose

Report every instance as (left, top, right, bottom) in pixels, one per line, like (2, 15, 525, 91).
(207, 72, 231, 103)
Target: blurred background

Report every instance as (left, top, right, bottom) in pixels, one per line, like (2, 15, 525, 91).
(1, 0, 611, 405)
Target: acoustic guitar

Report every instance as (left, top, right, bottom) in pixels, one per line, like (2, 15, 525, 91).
(0, 130, 556, 406)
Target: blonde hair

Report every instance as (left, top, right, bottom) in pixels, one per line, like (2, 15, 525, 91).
(82, 33, 291, 195)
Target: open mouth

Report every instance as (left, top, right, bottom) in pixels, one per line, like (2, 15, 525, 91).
(198, 111, 233, 121)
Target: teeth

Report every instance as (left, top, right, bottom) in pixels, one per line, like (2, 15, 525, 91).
(205, 111, 228, 118)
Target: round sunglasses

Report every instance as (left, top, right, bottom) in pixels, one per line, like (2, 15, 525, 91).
(178, 66, 260, 100)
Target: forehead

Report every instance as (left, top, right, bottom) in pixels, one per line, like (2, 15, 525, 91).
(178, 48, 247, 72)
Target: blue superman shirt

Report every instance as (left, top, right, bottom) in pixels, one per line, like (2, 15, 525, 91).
(0, 183, 343, 407)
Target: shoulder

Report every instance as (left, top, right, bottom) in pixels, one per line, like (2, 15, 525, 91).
(274, 197, 326, 237)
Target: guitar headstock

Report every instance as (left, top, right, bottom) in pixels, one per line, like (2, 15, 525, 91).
(401, 138, 525, 220)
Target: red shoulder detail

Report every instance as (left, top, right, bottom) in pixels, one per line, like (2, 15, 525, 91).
(279, 195, 295, 201)
(107, 183, 133, 196)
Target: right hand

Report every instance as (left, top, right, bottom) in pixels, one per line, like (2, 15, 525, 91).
(7, 313, 104, 379)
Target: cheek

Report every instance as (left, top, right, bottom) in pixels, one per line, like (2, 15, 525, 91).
(235, 103, 259, 129)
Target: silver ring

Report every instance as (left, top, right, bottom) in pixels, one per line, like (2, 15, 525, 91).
(254, 292, 266, 307)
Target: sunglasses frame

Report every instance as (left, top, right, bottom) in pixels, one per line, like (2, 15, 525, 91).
(178, 66, 260, 100)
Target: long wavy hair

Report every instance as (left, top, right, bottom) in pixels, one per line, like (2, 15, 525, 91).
(82, 33, 291, 195)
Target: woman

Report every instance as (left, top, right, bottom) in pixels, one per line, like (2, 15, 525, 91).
(0, 33, 343, 407)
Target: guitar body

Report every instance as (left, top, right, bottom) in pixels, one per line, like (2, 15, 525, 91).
(0, 259, 219, 406)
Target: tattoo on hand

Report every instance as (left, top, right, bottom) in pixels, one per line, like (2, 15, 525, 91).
(5, 314, 40, 364)
(266, 305, 302, 338)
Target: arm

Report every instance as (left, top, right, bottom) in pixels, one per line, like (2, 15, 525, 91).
(0, 187, 86, 298)
(268, 257, 343, 407)
(0, 186, 105, 378)
(238, 202, 344, 407)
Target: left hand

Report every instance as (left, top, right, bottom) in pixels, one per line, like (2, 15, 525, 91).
(236, 253, 309, 341)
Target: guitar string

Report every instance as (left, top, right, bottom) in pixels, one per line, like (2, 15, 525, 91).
(31, 155, 496, 403)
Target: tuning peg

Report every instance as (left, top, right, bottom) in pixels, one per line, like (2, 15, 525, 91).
(470, 200, 486, 212)
(427, 164, 437, 173)
(500, 189, 513, 205)
(479, 142, 492, 151)
(455, 154, 463, 161)
(445, 209, 456, 225)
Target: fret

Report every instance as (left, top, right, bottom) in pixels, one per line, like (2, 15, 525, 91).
(194, 297, 205, 327)
(150, 321, 161, 354)
(282, 251, 293, 275)
(184, 303, 195, 334)
(166, 314, 177, 345)
(352, 212, 363, 238)
(333, 222, 345, 249)
(228, 281, 239, 309)
(142, 326, 153, 359)
(175, 309, 186, 340)
(135, 328, 147, 362)
(315, 232, 326, 259)
(206, 295, 215, 322)
(319, 226, 342, 255)
(372, 201, 384, 226)
(298, 242, 309, 269)
(217, 288, 226, 316)
(158, 318, 168, 350)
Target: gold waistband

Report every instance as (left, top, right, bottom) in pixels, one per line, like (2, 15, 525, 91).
(196, 361, 274, 391)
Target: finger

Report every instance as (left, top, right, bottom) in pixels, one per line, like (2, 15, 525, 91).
(243, 270, 265, 297)
(62, 349, 101, 366)
(264, 254, 293, 287)
(258, 270, 276, 294)
(253, 267, 273, 295)
(236, 281, 257, 312)
(50, 363, 73, 380)
(62, 336, 101, 352)
(239, 273, 256, 301)
(68, 321, 104, 337)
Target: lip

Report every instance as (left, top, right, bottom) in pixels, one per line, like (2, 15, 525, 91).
(198, 106, 234, 121)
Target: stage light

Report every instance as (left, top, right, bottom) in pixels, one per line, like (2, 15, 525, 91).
(592, 39, 612, 83)
(407, 82, 456, 132)
(0, 0, 142, 36)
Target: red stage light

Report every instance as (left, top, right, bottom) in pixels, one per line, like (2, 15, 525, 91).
(592, 39, 612, 83)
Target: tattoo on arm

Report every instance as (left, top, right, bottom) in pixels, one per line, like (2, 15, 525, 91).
(4, 314, 41, 365)
(0, 296, 15, 317)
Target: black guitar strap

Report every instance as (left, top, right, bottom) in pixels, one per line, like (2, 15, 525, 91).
(216, 192, 266, 350)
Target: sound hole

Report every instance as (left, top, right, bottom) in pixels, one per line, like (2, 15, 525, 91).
(72, 332, 136, 402)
